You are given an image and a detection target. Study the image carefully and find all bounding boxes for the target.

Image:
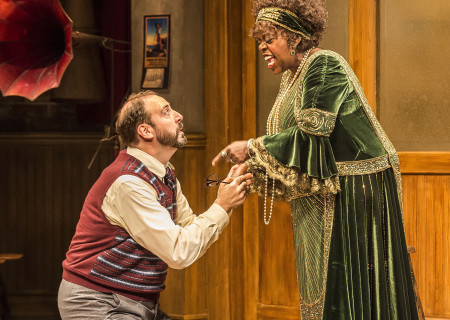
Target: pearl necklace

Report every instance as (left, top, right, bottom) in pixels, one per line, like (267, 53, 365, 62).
(263, 48, 312, 225)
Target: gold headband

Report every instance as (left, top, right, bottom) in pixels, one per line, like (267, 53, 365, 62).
(256, 7, 312, 40)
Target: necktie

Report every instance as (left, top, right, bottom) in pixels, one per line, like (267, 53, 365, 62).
(163, 166, 176, 191)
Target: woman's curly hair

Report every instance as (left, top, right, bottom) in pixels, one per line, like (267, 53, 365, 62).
(250, 0, 328, 52)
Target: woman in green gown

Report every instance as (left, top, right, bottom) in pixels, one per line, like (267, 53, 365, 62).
(212, 0, 420, 319)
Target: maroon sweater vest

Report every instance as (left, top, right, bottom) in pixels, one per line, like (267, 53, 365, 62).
(62, 150, 177, 301)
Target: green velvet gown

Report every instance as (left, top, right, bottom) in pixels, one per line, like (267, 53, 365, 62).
(246, 50, 420, 320)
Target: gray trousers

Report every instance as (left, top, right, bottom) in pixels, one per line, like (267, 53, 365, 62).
(58, 279, 171, 320)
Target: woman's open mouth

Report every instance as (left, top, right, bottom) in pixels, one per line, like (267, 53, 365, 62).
(264, 55, 276, 69)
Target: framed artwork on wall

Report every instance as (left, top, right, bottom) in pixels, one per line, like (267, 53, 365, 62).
(142, 14, 170, 89)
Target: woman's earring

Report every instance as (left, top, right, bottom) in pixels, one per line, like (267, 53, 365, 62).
(290, 48, 295, 56)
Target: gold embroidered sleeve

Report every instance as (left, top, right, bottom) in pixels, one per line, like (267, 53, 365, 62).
(294, 107, 337, 137)
(246, 137, 340, 201)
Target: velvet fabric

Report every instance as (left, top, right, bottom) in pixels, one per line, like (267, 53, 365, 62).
(263, 52, 387, 168)
(322, 170, 417, 320)
(249, 50, 419, 319)
(263, 126, 338, 179)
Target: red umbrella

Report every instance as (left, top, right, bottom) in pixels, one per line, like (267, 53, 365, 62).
(0, 0, 73, 101)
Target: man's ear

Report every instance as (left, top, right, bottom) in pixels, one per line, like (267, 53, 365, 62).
(137, 124, 154, 141)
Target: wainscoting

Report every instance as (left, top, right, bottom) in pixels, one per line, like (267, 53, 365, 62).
(246, 152, 450, 320)
(400, 152, 450, 319)
(0, 133, 116, 318)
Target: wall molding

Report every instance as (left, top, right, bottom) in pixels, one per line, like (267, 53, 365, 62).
(399, 152, 450, 174)
(167, 313, 209, 320)
(257, 303, 300, 319)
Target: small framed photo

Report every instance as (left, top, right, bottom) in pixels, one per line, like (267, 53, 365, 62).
(142, 15, 170, 89)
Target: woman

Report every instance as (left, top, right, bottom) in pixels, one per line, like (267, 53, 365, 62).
(212, 0, 420, 319)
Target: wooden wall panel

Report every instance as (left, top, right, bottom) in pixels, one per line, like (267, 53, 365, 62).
(258, 304, 300, 320)
(242, 0, 260, 319)
(401, 152, 450, 319)
(399, 152, 450, 174)
(204, 0, 233, 318)
(348, 0, 377, 112)
(257, 201, 301, 319)
(204, 0, 249, 319)
(160, 135, 209, 320)
(259, 202, 298, 306)
(0, 133, 115, 319)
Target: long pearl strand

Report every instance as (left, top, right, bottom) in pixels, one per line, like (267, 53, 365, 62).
(263, 48, 312, 225)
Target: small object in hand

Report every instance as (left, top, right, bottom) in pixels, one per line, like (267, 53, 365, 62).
(205, 174, 231, 187)
(221, 150, 228, 158)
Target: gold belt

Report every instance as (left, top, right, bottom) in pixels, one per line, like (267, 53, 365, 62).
(336, 154, 391, 176)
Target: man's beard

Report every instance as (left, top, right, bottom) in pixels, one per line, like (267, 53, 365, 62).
(154, 124, 187, 149)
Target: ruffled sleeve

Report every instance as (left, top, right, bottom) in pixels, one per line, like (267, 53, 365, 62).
(301, 54, 351, 118)
(246, 53, 351, 201)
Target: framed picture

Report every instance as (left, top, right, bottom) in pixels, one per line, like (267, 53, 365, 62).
(142, 15, 170, 89)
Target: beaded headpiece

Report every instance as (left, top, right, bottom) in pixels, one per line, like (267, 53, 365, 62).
(256, 7, 312, 40)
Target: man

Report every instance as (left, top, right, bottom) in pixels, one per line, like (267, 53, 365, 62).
(58, 91, 252, 319)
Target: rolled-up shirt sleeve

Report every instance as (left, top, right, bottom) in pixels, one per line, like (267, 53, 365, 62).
(102, 175, 229, 269)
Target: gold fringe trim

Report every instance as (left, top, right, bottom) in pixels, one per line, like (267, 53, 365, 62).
(246, 137, 340, 201)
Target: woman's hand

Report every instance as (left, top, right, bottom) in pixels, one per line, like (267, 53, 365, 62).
(212, 140, 249, 166)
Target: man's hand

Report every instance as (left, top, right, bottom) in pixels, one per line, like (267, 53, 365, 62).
(228, 163, 249, 178)
(212, 140, 249, 166)
(214, 169, 253, 213)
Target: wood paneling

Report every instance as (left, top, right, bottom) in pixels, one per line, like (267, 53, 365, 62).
(161, 134, 209, 319)
(259, 201, 298, 307)
(257, 304, 301, 320)
(348, 0, 377, 113)
(204, 0, 232, 317)
(242, 0, 260, 320)
(0, 133, 115, 319)
(401, 153, 450, 319)
(399, 150, 450, 320)
(398, 152, 450, 174)
(204, 0, 250, 319)
(168, 314, 209, 320)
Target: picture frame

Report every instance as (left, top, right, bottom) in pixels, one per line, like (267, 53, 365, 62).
(141, 15, 170, 89)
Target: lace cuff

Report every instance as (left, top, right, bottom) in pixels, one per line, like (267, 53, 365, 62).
(246, 137, 340, 201)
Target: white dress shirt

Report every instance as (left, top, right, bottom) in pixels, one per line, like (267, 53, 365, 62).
(101, 147, 229, 269)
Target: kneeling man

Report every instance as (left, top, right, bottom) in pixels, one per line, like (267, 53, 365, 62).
(58, 90, 252, 319)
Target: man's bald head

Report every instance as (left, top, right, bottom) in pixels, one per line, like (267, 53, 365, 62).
(116, 90, 157, 146)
